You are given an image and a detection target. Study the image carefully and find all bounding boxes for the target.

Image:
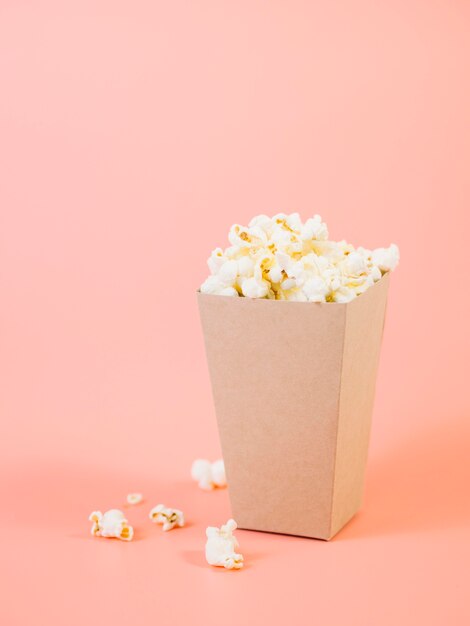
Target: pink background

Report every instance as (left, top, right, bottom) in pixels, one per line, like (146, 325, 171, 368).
(1, 1, 469, 624)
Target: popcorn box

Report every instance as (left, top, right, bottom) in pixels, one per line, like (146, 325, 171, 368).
(197, 272, 390, 540)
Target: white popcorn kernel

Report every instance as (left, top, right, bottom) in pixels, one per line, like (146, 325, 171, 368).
(323, 267, 342, 292)
(225, 245, 241, 259)
(126, 493, 143, 505)
(207, 248, 226, 275)
(285, 289, 308, 302)
(229, 224, 267, 249)
(200, 275, 225, 295)
(191, 458, 227, 490)
(275, 251, 293, 273)
(237, 256, 254, 277)
(285, 212, 302, 232)
(149, 504, 184, 531)
(201, 276, 238, 297)
(334, 239, 356, 256)
(219, 287, 239, 297)
(268, 265, 283, 283)
(248, 214, 273, 232)
(228, 224, 249, 248)
(289, 260, 308, 281)
(301, 215, 329, 241)
(89, 509, 134, 541)
(281, 277, 296, 290)
(353, 274, 375, 295)
(191, 459, 213, 490)
(343, 251, 367, 276)
(205, 519, 243, 569)
(371, 243, 400, 272)
(270, 227, 295, 250)
(357, 245, 372, 260)
(211, 459, 227, 488)
(217, 260, 239, 285)
(253, 253, 274, 282)
(303, 277, 328, 302)
(241, 277, 269, 298)
(333, 286, 357, 303)
(370, 265, 382, 281)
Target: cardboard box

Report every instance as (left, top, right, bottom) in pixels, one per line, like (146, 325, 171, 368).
(197, 272, 390, 540)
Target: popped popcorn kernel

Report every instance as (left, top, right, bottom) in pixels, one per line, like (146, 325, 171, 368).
(205, 519, 244, 569)
(371, 243, 400, 272)
(89, 509, 134, 541)
(200, 214, 399, 301)
(126, 493, 143, 505)
(149, 504, 185, 531)
(191, 459, 227, 490)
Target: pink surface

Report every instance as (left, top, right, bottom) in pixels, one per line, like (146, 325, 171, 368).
(1, 1, 469, 625)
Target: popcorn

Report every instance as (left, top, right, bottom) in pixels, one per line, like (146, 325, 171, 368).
(301, 215, 329, 241)
(149, 504, 185, 531)
(200, 214, 399, 302)
(229, 224, 268, 249)
(126, 493, 143, 505)
(238, 256, 254, 277)
(241, 277, 269, 299)
(89, 509, 134, 541)
(303, 276, 329, 302)
(218, 260, 239, 285)
(207, 248, 226, 274)
(342, 251, 367, 276)
(205, 519, 244, 569)
(371, 243, 400, 272)
(191, 459, 227, 490)
(200, 275, 238, 297)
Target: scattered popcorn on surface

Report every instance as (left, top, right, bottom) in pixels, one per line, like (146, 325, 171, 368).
(126, 493, 143, 505)
(205, 519, 244, 569)
(149, 504, 185, 531)
(89, 509, 134, 541)
(200, 214, 399, 302)
(191, 459, 227, 490)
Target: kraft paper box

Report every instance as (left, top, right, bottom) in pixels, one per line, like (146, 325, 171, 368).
(197, 272, 390, 540)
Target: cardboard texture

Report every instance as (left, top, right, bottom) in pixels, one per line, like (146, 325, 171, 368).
(197, 273, 390, 540)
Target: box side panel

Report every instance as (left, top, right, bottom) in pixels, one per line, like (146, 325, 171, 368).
(330, 274, 390, 538)
(197, 294, 346, 539)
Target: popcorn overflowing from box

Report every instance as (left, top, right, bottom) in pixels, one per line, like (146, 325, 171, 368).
(198, 213, 399, 540)
(200, 213, 398, 302)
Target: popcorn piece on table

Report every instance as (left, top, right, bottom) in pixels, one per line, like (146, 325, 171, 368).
(149, 504, 185, 531)
(89, 509, 134, 541)
(205, 519, 244, 570)
(191, 458, 227, 490)
(126, 492, 143, 505)
(200, 213, 399, 302)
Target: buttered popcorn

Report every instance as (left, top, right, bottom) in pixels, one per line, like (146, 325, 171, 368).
(205, 519, 244, 570)
(200, 214, 399, 302)
(149, 504, 185, 531)
(89, 509, 134, 541)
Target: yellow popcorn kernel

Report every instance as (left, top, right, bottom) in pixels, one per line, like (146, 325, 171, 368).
(126, 493, 143, 505)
